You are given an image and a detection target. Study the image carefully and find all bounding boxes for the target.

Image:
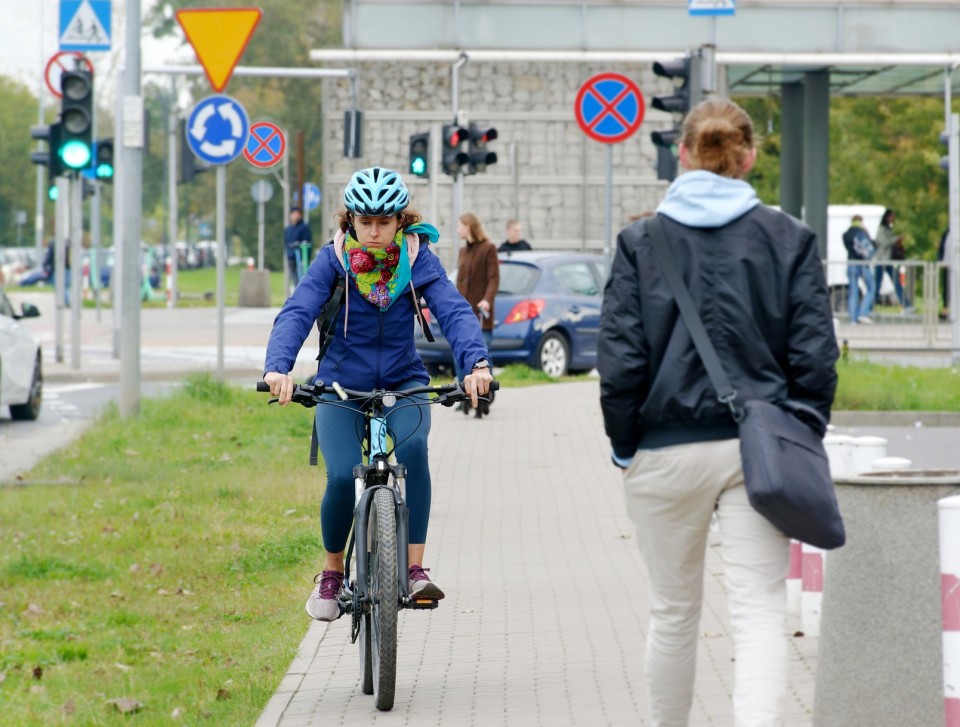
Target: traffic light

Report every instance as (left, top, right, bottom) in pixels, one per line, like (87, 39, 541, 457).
(409, 131, 429, 178)
(651, 127, 680, 182)
(466, 123, 498, 175)
(441, 123, 469, 177)
(59, 70, 94, 170)
(178, 119, 210, 184)
(94, 138, 114, 181)
(31, 123, 64, 200)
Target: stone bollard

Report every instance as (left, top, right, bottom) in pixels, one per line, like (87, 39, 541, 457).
(940, 495, 960, 727)
(813, 469, 960, 727)
(238, 269, 272, 307)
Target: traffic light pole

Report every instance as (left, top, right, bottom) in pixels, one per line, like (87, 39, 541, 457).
(112, 67, 124, 359)
(91, 182, 102, 322)
(167, 95, 179, 309)
(451, 54, 467, 264)
(54, 177, 68, 364)
(70, 174, 83, 370)
(947, 113, 960, 365)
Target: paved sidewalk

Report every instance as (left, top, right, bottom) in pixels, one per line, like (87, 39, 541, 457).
(255, 382, 817, 727)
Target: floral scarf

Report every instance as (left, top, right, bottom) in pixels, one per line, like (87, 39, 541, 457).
(343, 228, 410, 310)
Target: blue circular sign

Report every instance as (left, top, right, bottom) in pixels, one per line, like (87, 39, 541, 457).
(186, 95, 249, 166)
(574, 73, 646, 145)
(302, 182, 321, 212)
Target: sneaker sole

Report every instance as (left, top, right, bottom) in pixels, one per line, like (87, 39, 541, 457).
(410, 582, 445, 600)
(305, 600, 342, 622)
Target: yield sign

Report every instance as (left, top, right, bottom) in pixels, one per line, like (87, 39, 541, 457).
(176, 8, 262, 92)
(574, 73, 645, 145)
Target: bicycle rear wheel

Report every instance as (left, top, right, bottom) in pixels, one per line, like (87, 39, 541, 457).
(360, 487, 398, 710)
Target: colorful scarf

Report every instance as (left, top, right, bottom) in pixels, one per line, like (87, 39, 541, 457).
(343, 228, 409, 310)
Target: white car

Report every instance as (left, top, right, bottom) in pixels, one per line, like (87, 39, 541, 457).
(0, 288, 42, 420)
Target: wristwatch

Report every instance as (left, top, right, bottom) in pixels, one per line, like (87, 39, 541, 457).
(472, 359, 489, 371)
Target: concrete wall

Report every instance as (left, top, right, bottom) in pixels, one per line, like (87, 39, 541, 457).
(320, 59, 673, 266)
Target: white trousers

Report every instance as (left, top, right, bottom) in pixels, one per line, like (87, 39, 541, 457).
(623, 438, 789, 727)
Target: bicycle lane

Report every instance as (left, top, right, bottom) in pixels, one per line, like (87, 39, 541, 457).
(256, 380, 816, 726)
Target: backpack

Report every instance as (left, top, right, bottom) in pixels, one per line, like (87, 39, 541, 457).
(308, 276, 435, 465)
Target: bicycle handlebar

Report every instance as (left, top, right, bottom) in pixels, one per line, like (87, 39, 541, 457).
(256, 379, 499, 408)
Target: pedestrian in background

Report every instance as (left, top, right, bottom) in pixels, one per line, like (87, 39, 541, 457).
(457, 212, 499, 418)
(284, 206, 313, 289)
(842, 214, 876, 324)
(497, 219, 531, 255)
(598, 98, 838, 727)
(940, 229, 952, 321)
(873, 208, 905, 309)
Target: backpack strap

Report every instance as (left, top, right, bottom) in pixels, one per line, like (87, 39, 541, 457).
(316, 276, 347, 368)
(409, 282, 435, 343)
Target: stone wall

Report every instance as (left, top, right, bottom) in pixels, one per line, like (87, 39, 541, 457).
(319, 60, 674, 264)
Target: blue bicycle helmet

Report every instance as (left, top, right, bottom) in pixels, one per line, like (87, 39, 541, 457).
(343, 166, 409, 217)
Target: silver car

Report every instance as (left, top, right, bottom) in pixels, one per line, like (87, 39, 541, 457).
(0, 289, 42, 420)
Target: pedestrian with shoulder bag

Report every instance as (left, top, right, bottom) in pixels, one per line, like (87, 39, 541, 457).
(598, 99, 841, 727)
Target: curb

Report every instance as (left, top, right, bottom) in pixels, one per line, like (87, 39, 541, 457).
(831, 411, 960, 428)
(254, 621, 329, 727)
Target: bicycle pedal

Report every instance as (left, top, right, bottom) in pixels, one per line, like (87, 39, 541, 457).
(405, 597, 439, 610)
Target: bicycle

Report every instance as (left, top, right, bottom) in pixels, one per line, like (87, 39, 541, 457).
(256, 378, 498, 711)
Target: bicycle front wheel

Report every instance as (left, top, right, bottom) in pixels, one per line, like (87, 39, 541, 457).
(363, 487, 398, 711)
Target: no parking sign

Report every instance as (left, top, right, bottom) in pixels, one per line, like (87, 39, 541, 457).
(574, 73, 645, 145)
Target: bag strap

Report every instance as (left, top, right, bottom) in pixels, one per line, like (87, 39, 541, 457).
(316, 276, 347, 367)
(646, 215, 744, 422)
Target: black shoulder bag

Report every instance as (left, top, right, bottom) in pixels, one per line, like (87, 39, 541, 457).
(646, 215, 845, 550)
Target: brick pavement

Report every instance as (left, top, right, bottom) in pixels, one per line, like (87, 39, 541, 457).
(256, 381, 817, 726)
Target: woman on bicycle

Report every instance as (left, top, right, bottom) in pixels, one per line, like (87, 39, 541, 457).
(598, 99, 838, 725)
(263, 166, 494, 621)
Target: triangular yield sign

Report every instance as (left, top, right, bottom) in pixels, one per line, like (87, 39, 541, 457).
(176, 8, 262, 92)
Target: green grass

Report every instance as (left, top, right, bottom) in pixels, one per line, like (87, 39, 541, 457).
(0, 375, 319, 725)
(834, 358, 960, 411)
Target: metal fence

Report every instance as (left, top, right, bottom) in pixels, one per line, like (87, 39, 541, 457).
(824, 259, 955, 350)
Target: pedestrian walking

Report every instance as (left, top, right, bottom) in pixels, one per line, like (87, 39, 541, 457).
(284, 206, 313, 290)
(597, 98, 839, 727)
(263, 167, 493, 621)
(873, 208, 905, 308)
(842, 214, 876, 324)
(497, 219, 531, 255)
(456, 212, 499, 418)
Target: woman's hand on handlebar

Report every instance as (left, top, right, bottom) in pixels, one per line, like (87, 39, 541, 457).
(263, 371, 296, 405)
(462, 368, 494, 408)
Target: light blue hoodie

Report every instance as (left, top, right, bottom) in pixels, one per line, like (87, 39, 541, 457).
(656, 170, 760, 228)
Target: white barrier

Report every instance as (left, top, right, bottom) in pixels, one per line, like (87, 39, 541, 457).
(801, 542, 825, 637)
(851, 435, 888, 474)
(787, 540, 802, 614)
(939, 495, 960, 727)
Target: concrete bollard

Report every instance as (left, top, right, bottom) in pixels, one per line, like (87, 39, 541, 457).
(801, 543, 824, 637)
(940, 494, 960, 727)
(850, 435, 887, 474)
(823, 434, 854, 477)
(813, 469, 960, 726)
(787, 540, 802, 614)
(872, 456, 913, 471)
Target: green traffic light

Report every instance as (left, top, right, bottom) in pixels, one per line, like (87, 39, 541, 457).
(60, 140, 92, 169)
(48, 185, 59, 201)
(96, 163, 114, 179)
(411, 157, 427, 176)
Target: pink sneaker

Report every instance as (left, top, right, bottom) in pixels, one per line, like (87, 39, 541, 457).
(408, 563, 444, 600)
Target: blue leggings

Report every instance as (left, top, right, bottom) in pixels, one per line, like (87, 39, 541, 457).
(315, 381, 432, 552)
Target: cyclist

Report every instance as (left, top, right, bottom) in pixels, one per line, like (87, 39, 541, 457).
(263, 166, 493, 622)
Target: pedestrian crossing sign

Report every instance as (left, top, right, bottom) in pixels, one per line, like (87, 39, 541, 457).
(688, 0, 736, 16)
(59, 0, 111, 52)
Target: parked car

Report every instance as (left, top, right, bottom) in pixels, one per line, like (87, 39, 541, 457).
(416, 251, 607, 377)
(0, 248, 38, 287)
(0, 287, 42, 420)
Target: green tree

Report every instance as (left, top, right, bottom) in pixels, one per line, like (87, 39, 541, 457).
(0, 77, 47, 248)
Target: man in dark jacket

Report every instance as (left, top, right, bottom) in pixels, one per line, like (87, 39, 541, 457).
(284, 206, 313, 288)
(497, 220, 531, 255)
(842, 215, 876, 324)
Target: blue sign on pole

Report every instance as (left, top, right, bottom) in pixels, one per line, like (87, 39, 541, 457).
(186, 95, 250, 166)
(60, 0, 112, 51)
(302, 183, 322, 212)
(688, 0, 735, 17)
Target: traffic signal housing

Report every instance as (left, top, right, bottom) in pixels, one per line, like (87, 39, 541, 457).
(178, 119, 210, 184)
(441, 123, 469, 177)
(651, 126, 680, 182)
(466, 123, 498, 175)
(59, 70, 94, 170)
(650, 54, 701, 183)
(94, 138, 114, 181)
(31, 123, 64, 199)
(409, 131, 429, 178)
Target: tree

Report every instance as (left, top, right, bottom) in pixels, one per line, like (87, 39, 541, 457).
(0, 78, 48, 247)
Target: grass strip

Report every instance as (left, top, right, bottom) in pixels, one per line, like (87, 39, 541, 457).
(0, 375, 320, 724)
(834, 359, 960, 411)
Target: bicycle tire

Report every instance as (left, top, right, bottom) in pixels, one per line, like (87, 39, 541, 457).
(359, 611, 373, 694)
(369, 487, 398, 710)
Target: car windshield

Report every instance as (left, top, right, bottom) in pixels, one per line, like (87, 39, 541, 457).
(498, 262, 538, 295)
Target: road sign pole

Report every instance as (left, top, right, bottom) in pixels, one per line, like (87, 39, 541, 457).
(604, 145, 613, 270)
(216, 164, 226, 379)
(120, 0, 143, 419)
(70, 173, 83, 370)
(92, 182, 102, 322)
(258, 198, 265, 271)
(281, 134, 290, 296)
(948, 113, 960, 365)
(167, 93, 178, 309)
(54, 176, 68, 364)
(111, 66, 124, 359)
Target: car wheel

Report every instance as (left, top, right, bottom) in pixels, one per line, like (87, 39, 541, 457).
(537, 332, 569, 378)
(10, 355, 42, 421)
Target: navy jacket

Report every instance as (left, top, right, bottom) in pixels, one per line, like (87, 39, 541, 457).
(284, 221, 313, 257)
(264, 241, 489, 390)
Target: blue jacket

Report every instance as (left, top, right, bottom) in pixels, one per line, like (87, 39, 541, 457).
(264, 240, 489, 390)
(284, 221, 313, 257)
